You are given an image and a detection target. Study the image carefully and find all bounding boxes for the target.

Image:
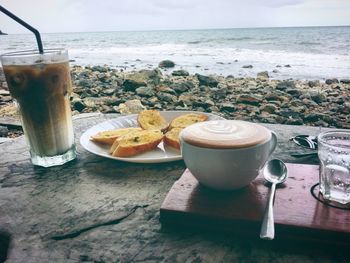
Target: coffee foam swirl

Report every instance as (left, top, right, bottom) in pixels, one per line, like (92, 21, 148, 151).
(181, 120, 271, 149)
(202, 121, 238, 135)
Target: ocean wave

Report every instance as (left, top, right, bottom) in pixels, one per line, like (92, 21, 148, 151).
(71, 38, 85, 42)
(297, 41, 321, 45)
(225, 37, 255, 41)
(188, 36, 255, 45)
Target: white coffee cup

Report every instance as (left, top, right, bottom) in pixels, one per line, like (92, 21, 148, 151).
(180, 120, 277, 190)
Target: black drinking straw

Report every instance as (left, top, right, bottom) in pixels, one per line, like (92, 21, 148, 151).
(0, 5, 44, 54)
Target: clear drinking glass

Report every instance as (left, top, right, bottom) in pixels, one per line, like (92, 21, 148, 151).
(318, 131, 350, 204)
(0, 49, 76, 167)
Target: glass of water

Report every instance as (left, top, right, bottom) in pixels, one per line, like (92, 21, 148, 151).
(318, 131, 350, 204)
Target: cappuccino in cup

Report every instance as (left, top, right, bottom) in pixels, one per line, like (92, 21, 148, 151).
(180, 120, 277, 190)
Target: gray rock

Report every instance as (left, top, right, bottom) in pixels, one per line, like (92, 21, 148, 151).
(284, 64, 291, 68)
(301, 98, 318, 107)
(158, 60, 175, 68)
(257, 71, 269, 81)
(276, 81, 296, 91)
(195, 74, 218, 87)
(139, 69, 162, 84)
(76, 79, 93, 88)
(157, 92, 176, 102)
(340, 79, 350, 84)
(82, 98, 98, 108)
(172, 69, 189, 77)
(308, 80, 319, 88)
(303, 113, 326, 122)
(272, 69, 279, 73)
(279, 109, 301, 119)
(204, 99, 215, 107)
(123, 69, 162, 92)
(285, 118, 303, 125)
(71, 98, 86, 112)
(157, 85, 176, 95)
(309, 91, 326, 103)
(0, 125, 8, 137)
(325, 78, 339, 85)
(286, 88, 302, 97)
(171, 81, 194, 94)
(97, 73, 107, 81)
(136, 86, 155, 97)
(122, 79, 145, 92)
(91, 65, 108, 72)
(226, 75, 235, 79)
(214, 87, 228, 99)
(242, 65, 253, 69)
(178, 94, 193, 106)
(314, 120, 329, 127)
(220, 103, 235, 112)
(237, 94, 263, 105)
(260, 104, 278, 114)
(103, 88, 116, 96)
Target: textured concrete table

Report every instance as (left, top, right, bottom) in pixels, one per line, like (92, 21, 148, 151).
(0, 113, 348, 263)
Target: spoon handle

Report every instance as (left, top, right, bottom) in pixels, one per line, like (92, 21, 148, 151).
(260, 182, 276, 240)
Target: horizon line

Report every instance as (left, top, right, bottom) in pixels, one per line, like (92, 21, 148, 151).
(3, 24, 350, 35)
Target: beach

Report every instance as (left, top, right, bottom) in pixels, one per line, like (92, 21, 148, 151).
(1, 27, 350, 80)
(1, 63, 350, 138)
(1, 27, 350, 137)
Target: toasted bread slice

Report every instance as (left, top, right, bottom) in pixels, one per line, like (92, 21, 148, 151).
(91, 127, 142, 145)
(112, 130, 164, 157)
(169, 113, 208, 129)
(109, 137, 120, 154)
(164, 128, 182, 150)
(137, 110, 169, 131)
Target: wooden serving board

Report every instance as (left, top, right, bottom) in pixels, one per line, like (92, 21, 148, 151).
(160, 163, 350, 245)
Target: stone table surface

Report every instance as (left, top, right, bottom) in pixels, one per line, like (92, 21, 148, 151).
(0, 113, 348, 263)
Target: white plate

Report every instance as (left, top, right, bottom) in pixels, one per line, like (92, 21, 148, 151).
(80, 111, 226, 163)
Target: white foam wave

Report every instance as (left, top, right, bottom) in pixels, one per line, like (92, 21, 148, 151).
(69, 44, 350, 79)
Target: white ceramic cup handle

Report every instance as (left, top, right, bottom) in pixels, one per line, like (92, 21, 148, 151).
(269, 131, 278, 156)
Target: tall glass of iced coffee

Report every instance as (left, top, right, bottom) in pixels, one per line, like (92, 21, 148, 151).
(1, 49, 76, 167)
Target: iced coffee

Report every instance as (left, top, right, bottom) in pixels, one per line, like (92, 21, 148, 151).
(1, 49, 76, 167)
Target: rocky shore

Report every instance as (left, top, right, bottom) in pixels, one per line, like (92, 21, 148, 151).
(1, 64, 350, 138)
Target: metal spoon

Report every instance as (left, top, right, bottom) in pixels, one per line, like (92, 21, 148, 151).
(260, 159, 288, 240)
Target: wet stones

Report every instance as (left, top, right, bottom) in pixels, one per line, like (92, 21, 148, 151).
(158, 60, 175, 68)
(195, 74, 218, 87)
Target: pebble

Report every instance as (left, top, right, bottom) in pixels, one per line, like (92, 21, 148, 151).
(340, 79, 350, 84)
(1, 65, 350, 131)
(257, 71, 269, 81)
(237, 94, 263, 105)
(196, 74, 218, 87)
(136, 86, 155, 97)
(171, 81, 193, 93)
(276, 80, 296, 91)
(325, 78, 339, 85)
(0, 125, 8, 137)
(172, 69, 189, 77)
(158, 60, 175, 68)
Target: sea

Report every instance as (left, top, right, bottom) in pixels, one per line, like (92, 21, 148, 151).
(1, 26, 349, 80)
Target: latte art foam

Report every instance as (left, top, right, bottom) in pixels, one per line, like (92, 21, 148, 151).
(181, 120, 271, 149)
(202, 121, 238, 135)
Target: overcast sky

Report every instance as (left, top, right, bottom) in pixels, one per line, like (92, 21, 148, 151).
(1, 0, 349, 33)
